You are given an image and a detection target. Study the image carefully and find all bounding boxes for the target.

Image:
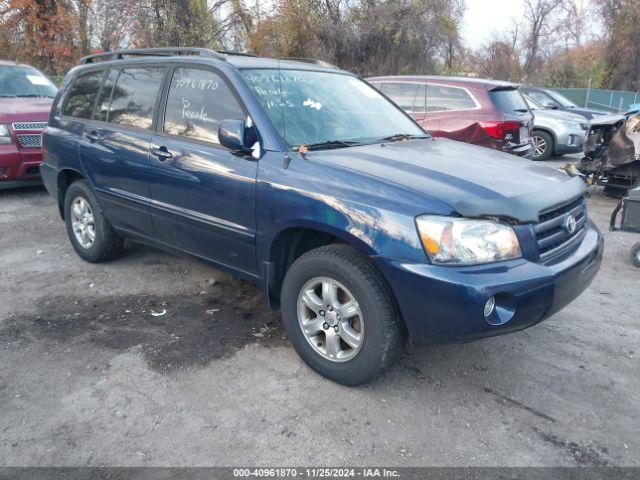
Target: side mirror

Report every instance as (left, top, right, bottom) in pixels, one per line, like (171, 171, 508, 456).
(219, 119, 247, 152)
(544, 102, 559, 110)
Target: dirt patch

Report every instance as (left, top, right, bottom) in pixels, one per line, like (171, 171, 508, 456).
(0, 278, 284, 372)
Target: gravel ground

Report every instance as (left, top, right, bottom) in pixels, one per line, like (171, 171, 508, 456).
(0, 156, 639, 467)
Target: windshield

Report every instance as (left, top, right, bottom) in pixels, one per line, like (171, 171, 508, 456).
(524, 95, 543, 110)
(546, 90, 578, 108)
(241, 69, 426, 148)
(0, 65, 58, 98)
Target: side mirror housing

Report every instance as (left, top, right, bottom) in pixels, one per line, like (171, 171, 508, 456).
(544, 102, 559, 110)
(218, 119, 247, 151)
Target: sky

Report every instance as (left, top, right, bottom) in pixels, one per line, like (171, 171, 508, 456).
(462, 0, 525, 49)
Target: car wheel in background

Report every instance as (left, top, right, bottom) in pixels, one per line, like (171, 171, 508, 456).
(532, 130, 554, 161)
(281, 244, 405, 385)
(631, 242, 640, 268)
(64, 179, 124, 263)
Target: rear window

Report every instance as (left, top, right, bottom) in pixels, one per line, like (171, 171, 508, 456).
(489, 88, 529, 115)
(62, 70, 105, 119)
(0, 65, 58, 98)
(107, 67, 165, 130)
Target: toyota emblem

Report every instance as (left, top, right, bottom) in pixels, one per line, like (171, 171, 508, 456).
(564, 214, 577, 235)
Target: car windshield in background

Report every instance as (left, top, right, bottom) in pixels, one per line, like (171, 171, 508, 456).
(0, 66, 57, 98)
(241, 69, 426, 149)
(524, 95, 543, 110)
(547, 90, 578, 108)
(489, 88, 529, 115)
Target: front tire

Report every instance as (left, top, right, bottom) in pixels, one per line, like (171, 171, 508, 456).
(281, 244, 404, 385)
(532, 130, 554, 161)
(64, 179, 124, 263)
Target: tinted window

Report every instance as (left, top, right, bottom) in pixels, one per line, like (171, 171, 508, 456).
(426, 84, 477, 111)
(0, 65, 58, 98)
(164, 68, 244, 143)
(62, 70, 104, 119)
(94, 69, 119, 122)
(489, 89, 529, 115)
(379, 82, 420, 111)
(108, 67, 165, 129)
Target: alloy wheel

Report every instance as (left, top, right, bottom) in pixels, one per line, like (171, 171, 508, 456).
(297, 276, 364, 362)
(70, 196, 96, 249)
(532, 135, 547, 158)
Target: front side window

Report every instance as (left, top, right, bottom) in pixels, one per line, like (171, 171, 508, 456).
(547, 90, 578, 108)
(108, 67, 165, 129)
(379, 82, 421, 112)
(0, 65, 58, 99)
(426, 84, 477, 112)
(164, 68, 244, 144)
(241, 69, 425, 148)
(62, 70, 104, 119)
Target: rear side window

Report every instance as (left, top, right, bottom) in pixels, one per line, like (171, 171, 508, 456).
(62, 70, 105, 119)
(489, 88, 529, 115)
(108, 67, 165, 129)
(379, 82, 421, 112)
(163, 68, 244, 144)
(94, 69, 119, 122)
(426, 84, 477, 112)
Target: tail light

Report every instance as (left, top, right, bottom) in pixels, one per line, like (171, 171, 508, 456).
(479, 121, 523, 140)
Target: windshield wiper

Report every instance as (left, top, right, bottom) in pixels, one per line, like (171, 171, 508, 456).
(298, 140, 362, 151)
(514, 108, 530, 113)
(377, 133, 430, 143)
(15, 94, 47, 98)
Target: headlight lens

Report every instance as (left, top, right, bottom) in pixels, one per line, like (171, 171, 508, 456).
(416, 215, 521, 265)
(559, 119, 581, 130)
(0, 124, 12, 145)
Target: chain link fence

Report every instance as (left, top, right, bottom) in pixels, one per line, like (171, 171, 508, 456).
(553, 87, 640, 113)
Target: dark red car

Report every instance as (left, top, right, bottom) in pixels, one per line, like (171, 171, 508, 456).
(368, 76, 534, 158)
(0, 61, 57, 188)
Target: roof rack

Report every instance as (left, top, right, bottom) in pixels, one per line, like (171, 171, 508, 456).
(281, 58, 339, 69)
(78, 47, 226, 65)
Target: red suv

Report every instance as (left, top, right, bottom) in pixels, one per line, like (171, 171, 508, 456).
(0, 61, 57, 188)
(368, 76, 534, 158)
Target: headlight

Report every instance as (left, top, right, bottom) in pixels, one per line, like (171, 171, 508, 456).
(0, 124, 12, 145)
(416, 215, 521, 265)
(559, 120, 581, 130)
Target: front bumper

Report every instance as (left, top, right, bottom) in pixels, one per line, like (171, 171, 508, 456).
(555, 127, 587, 155)
(375, 221, 603, 345)
(0, 144, 43, 186)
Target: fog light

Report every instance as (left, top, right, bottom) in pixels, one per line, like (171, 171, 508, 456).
(484, 296, 496, 317)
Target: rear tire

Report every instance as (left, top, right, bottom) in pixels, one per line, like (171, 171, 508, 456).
(281, 244, 404, 385)
(64, 179, 124, 263)
(532, 130, 554, 161)
(631, 242, 640, 268)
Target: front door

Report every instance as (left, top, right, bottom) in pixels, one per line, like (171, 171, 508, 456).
(148, 66, 258, 276)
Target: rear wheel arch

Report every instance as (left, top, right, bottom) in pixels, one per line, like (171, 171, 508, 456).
(57, 169, 86, 219)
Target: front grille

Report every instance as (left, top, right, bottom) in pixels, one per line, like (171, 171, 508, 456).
(17, 134, 43, 148)
(12, 121, 47, 131)
(534, 196, 587, 264)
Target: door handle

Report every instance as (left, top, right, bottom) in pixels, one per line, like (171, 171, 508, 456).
(150, 146, 173, 161)
(84, 130, 101, 142)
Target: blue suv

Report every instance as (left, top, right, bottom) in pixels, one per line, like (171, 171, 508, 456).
(41, 48, 603, 385)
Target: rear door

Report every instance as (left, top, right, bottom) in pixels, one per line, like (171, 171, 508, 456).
(78, 65, 166, 235)
(423, 83, 481, 141)
(148, 65, 258, 275)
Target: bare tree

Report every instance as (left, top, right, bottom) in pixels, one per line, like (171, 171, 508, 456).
(521, 0, 562, 77)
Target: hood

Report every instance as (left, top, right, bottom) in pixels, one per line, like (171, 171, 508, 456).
(532, 108, 585, 123)
(587, 114, 626, 127)
(0, 97, 53, 123)
(312, 138, 585, 223)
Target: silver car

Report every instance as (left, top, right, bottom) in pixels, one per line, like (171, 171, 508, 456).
(524, 94, 588, 160)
